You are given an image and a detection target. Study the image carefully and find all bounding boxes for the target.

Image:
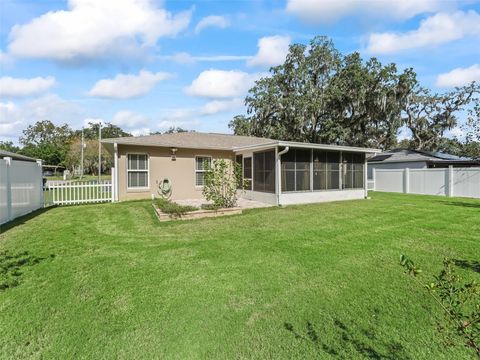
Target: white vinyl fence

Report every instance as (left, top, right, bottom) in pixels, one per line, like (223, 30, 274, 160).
(1, 157, 44, 225)
(372, 166, 480, 199)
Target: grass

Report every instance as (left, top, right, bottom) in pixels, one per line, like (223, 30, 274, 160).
(0, 192, 479, 359)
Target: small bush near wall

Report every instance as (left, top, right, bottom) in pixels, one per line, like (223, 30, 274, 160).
(202, 159, 243, 208)
(156, 198, 198, 216)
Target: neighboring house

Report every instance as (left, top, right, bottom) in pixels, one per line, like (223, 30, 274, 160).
(368, 148, 480, 180)
(0, 150, 38, 162)
(102, 132, 379, 206)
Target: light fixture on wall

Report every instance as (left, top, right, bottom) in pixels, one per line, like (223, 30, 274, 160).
(170, 148, 177, 161)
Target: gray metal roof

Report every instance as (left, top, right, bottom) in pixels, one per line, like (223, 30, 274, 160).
(102, 132, 380, 153)
(0, 150, 38, 162)
(102, 132, 274, 150)
(368, 148, 478, 164)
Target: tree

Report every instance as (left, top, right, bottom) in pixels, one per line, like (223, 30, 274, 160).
(229, 36, 416, 150)
(404, 83, 479, 151)
(19, 120, 74, 165)
(64, 138, 112, 175)
(465, 101, 480, 143)
(77, 122, 131, 140)
(0, 141, 20, 153)
(327, 55, 416, 149)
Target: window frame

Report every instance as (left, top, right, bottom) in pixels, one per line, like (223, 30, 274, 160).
(243, 156, 252, 190)
(126, 153, 150, 190)
(194, 155, 212, 187)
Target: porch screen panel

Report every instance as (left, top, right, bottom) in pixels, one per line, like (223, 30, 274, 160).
(281, 149, 311, 192)
(253, 150, 275, 193)
(313, 150, 340, 190)
(343, 152, 364, 189)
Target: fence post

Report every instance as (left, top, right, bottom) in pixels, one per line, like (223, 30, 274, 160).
(36, 159, 43, 207)
(372, 168, 376, 191)
(447, 165, 453, 197)
(404, 168, 410, 194)
(111, 167, 115, 202)
(5, 157, 12, 222)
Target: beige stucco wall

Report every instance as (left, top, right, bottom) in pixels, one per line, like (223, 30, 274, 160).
(117, 145, 234, 201)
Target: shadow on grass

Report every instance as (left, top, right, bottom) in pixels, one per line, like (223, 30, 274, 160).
(284, 311, 410, 359)
(453, 259, 480, 274)
(0, 206, 55, 234)
(439, 201, 480, 209)
(0, 251, 55, 291)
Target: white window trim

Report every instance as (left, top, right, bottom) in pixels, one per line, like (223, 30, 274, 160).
(243, 156, 253, 190)
(195, 155, 212, 188)
(126, 153, 150, 190)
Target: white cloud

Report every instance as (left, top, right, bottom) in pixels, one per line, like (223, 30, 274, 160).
(8, 0, 192, 61)
(111, 110, 149, 128)
(247, 35, 290, 68)
(87, 70, 172, 99)
(130, 127, 151, 136)
(367, 11, 480, 54)
(0, 94, 84, 140)
(0, 50, 14, 67)
(200, 98, 244, 115)
(0, 76, 55, 97)
(194, 15, 229, 34)
(286, 0, 448, 23)
(185, 70, 264, 99)
(435, 64, 480, 87)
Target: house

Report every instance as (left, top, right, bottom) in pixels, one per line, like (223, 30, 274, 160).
(102, 132, 380, 206)
(367, 148, 480, 180)
(0, 150, 39, 163)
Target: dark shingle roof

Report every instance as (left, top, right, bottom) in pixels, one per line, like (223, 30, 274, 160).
(369, 148, 478, 164)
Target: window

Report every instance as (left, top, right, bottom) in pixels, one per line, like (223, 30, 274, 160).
(127, 154, 149, 188)
(195, 156, 211, 186)
(253, 150, 275, 193)
(243, 157, 252, 190)
(342, 152, 364, 189)
(281, 149, 311, 192)
(313, 150, 340, 190)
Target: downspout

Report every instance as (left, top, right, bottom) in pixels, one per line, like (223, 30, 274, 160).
(276, 146, 289, 206)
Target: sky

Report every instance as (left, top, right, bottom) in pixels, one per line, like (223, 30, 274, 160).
(1, 0, 480, 144)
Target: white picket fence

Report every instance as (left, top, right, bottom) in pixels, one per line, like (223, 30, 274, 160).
(372, 166, 480, 199)
(45, 168, 116, 206)
(46, 180, 113, 205)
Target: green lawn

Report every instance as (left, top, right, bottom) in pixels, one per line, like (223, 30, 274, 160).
(1, 192, 479, 359)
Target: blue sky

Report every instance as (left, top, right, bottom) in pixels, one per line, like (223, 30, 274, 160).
(1, 0, 480, 143)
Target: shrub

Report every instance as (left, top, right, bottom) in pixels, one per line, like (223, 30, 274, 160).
(400, 255, 480, 355)
(202, 159, 243, 208)
(201, 203, 221, 211)
(156, 198, 198, 216)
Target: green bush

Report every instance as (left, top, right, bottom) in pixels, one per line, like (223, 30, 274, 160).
(156, 198, 198, 216)
(200, 203, 221, 211)
(202, 159, 243, 208)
